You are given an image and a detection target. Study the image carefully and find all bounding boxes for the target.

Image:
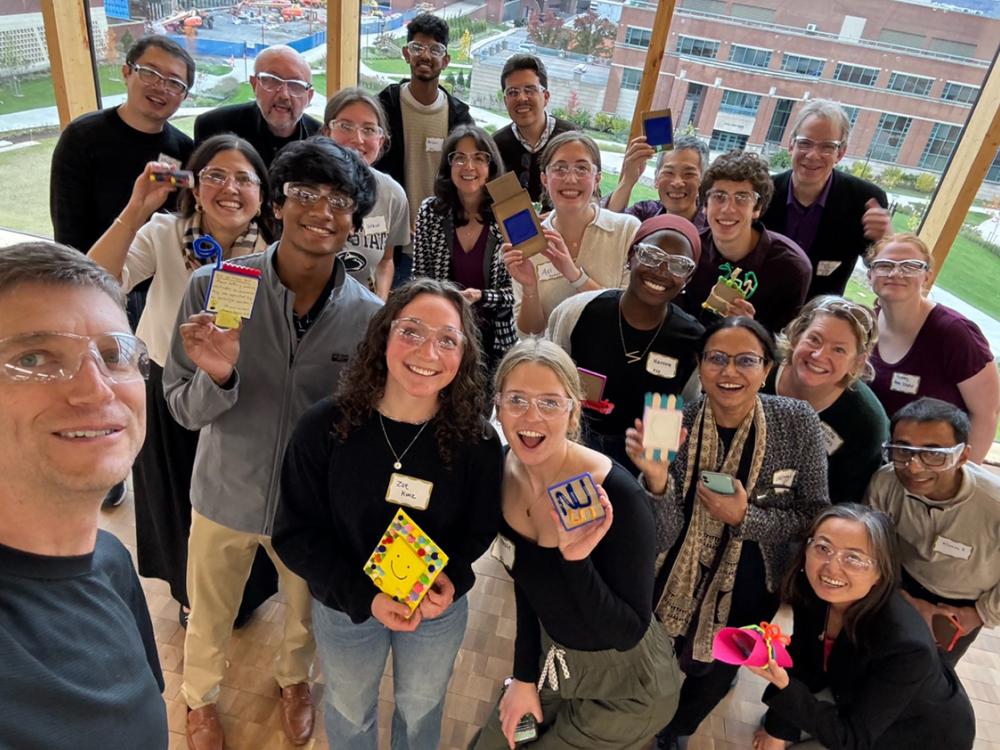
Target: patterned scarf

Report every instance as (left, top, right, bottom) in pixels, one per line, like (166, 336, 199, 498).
(655, 396, 767, 663)
(180, 212, 260, 272)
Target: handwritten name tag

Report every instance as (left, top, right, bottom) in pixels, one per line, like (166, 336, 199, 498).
(363, 214, 388, 235)
(490, 534, 515, 570)
(933, 535, 972, 560)
(385, 473, 433, 511)
(890, 372, 921, 395)
(536, 261, 561, 282)
(646, 352, 678, 379)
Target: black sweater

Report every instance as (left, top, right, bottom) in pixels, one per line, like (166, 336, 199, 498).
(193, 101, 321, 166)
(505, 463, 656, 682)
(273, 398, 503, 623)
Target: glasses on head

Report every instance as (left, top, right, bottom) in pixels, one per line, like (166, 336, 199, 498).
(701, 350, 768, 371)
(407, 41, 448, 58)
(882, 442, 966, 470)
(198, 167, 261, 190)
(504, 85, 546, 99)
(868, 259, 929, 278)
(811, 297, 876, 347)
(328, 119, 384, 140)
(792, 137, 843, 156)
(806, 537, 875, 572)
(448, 151, 492, 168)
(0, 332, 150, 384)
(546, 162, 597, 179)
(128, 63, 188, 96)
(254, 72, 312, 98)
(496, 392, 575, 419)
(283, 182, 356, 214)
(705, 190, 760, 208)
(390, 318, 464, 352)
(634, 244, 696, 278)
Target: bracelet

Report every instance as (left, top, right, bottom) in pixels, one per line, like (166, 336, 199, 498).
(569, 267, 589, 289)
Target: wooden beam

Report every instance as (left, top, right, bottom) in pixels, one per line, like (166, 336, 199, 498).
(627, 0, 678, 140)
(40, 0, 99, 129)
(327, 0, 360, 93)
(920, 48, 1000, 285)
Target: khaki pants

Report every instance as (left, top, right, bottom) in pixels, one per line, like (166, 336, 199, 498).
(181, 510, 315, 709)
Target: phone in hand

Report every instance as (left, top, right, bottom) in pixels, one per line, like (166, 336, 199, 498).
(700, 471, 736, 495)
(931, 612, 963, 652)
(513, 713, 538, 744)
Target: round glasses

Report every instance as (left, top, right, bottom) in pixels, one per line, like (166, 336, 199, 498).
(634, 244, 696, 277)
(0, 331, 150, 384)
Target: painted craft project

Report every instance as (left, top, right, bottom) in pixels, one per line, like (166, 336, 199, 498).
(643, 393, 683, 463)
(702, 263, 759, 317)
(486, 172, 547, 259)
(364, 509, 449, 614)
(712, 621, 793, 668)
(205, 261, 261, 330)
(150, 169, 194, 189)
(547, 472, 605, 531)
(578, 367, 614, 414)
(642, 109, 674, 151)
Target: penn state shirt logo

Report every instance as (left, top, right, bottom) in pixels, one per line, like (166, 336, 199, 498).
(338, 250, 368, 274)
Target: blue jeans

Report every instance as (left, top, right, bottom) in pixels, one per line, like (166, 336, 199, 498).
(312, 595, 469, 750)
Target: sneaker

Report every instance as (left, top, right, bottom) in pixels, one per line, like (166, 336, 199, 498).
(102, 481, 126, 509)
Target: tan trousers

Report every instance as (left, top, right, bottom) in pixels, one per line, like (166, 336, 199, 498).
(181, 510, 315, 709)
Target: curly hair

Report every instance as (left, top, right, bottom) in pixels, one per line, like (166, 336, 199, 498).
(431, 124, 504, 226)
(699, 150, 774, 214)
(332, 278, 487, 465)
(408, 13, 449, 45)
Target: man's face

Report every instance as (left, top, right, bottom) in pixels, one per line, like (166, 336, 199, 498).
(790, 115, 847, 193)
(402, 32, 449, 83)
(655, 148, 702, 218)
(250, 49, 314, 137)
(275, 183, 356, 259)
(890, 419, 969, 501)
(122, 45, 189, 125)
(0, 283, 145, 500)
(502, 68, 549, 132)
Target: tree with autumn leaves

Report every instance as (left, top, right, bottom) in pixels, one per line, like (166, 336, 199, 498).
(526, 7, 616, 58)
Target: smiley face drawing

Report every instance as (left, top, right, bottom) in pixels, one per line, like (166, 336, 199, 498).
(381, 537, 424, 600)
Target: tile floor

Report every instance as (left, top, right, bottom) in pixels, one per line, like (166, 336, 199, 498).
(100, 492, 1000, 750)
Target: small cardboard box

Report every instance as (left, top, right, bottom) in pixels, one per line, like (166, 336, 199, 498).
(486, 172, 547, 258)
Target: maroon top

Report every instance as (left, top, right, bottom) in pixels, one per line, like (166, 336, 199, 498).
(451, 224, 488, 292)
(783, 173, 833, 255)
(870, 304, 994, 418)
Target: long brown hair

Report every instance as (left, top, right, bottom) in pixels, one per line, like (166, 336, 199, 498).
(332, 278, 486, 464)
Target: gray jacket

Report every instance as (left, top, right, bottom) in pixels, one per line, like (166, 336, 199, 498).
(164, 245, 383, 535)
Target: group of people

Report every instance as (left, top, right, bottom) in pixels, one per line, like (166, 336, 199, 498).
(1, 11, 997, 750)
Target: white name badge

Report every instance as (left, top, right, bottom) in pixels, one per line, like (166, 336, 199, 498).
(890, 372, 921, 395)
(933, 535, 973, 560)
(819, 421, 844, 456)
(385, 473, 433, 511)
(772, 468, 797, 488)
(816, 260, 842, 277)
(425, 137, 444, 152)
(646, 352, 678, 379)
(490, 534, 515, 570)
(536, 261, 561, 281)
(363, 214, 388, 235)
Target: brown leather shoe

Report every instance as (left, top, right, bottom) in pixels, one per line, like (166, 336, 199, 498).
(279, 682, 315, 746)
(186, 704, 224, 750)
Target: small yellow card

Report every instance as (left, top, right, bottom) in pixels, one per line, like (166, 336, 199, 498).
(364, 509, 448, 613)
(205, 263, 261, 329)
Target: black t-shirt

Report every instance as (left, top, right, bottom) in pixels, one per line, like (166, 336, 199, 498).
(0, 530, 167, 749)
(570, 290, 703, 438)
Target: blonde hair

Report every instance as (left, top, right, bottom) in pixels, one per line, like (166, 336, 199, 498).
(778, 295, 878, 387)
(864, 232, 932, 267)
(493, 337, 583, 440)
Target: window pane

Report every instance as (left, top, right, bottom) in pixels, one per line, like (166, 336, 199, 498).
(624, 27, 652, 48)
(833, 62, 880, 86)
(677, 35, 720, 59)
(729, 45, 772, 69)
(942, 81, 980, 104)
(919, 123, 963, 171)
(887, 72, 934, 96)
(869, 114, 912, 162)
(781, 54, 825, 77)
(719, 90, 761, 116)
(766, 99, 795, 144)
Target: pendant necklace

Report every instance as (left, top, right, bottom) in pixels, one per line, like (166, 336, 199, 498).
(618, 299, 668, 365)
(379, 413, 430, 471)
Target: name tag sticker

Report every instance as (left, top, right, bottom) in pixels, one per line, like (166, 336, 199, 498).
(385, 473, 433, 511)
(536, 261, 561, 282)
(490, 534, 515, 570)
(772, 468, 797, 488)
(890, 372, 921, 395)
(205, 263, 261, 329)
(933, 535, 973, 560)
(425, 137, 444, 152)
(819, 421, 844, 455)
(362, 214, 388, 235)
(816, 260, 842, 277)
(646, 352, 678, 379)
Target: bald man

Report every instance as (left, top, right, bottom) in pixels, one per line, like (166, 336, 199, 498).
(194, 45, 321, 165)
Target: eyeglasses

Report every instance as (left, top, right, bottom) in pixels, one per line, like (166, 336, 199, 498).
(705, 190, 760, 208)
(448, 151, 492, 167)
(546, 162, 597, 179)
(868, 259, 929, 278)
(811, 297, 876, 347)
(406, 41, 448, 58)
(389, 318, 464, 352)
(792, 137, 844, 156)
(634, 244, 697, 277)
(882, 442, 966, 469)
(806, 537, 875, 572)
(503, 85, 546, 99)
(0, 332, 150, 384)
(700, 350, 768, 370)
(328, 119, 384, 140)
(283, 182, 356, 213)
(198, 167, 261, 190)
(127, 63, 188, 96)
(254, 72, 312, 98)
(496, 392, 575, 419)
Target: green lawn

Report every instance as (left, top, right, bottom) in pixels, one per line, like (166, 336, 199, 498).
(362, 56, 472, 77)
(0, 65, 128, 115)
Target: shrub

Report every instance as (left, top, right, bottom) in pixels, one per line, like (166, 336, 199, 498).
(915, 173, 938, 193)
(879, 166, 904, 190)
(850, 161, 874, 180)
(768, 148, 791, 170)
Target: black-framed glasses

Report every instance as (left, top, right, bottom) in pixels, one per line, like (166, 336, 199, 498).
(283, 183, 356, 213)
(327, 119, 384, 140)
(0, 331, 150, 384)
(868, 259, 929, 278)
(198, 167, 261, 190)
(254, 72, 312, 98)
(700, 350, 768, 370)
(503, 85, 546, 99)
(634, 244, 696, 277)
(792, 137, 844, 156)
(882, 442, 966, 469)
(406, 41, 448, 58)
(128, 63, 188, 96)
(705, 190, 760, 207)
(448, 151, 492, 167)
(390, 318, 464, 352)
(496, 392, 575, 419)
(806, 537, 875, 572)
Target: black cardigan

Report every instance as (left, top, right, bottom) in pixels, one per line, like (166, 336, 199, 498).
(763, 591, 975, 750)
(762, 169, 887, 299)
